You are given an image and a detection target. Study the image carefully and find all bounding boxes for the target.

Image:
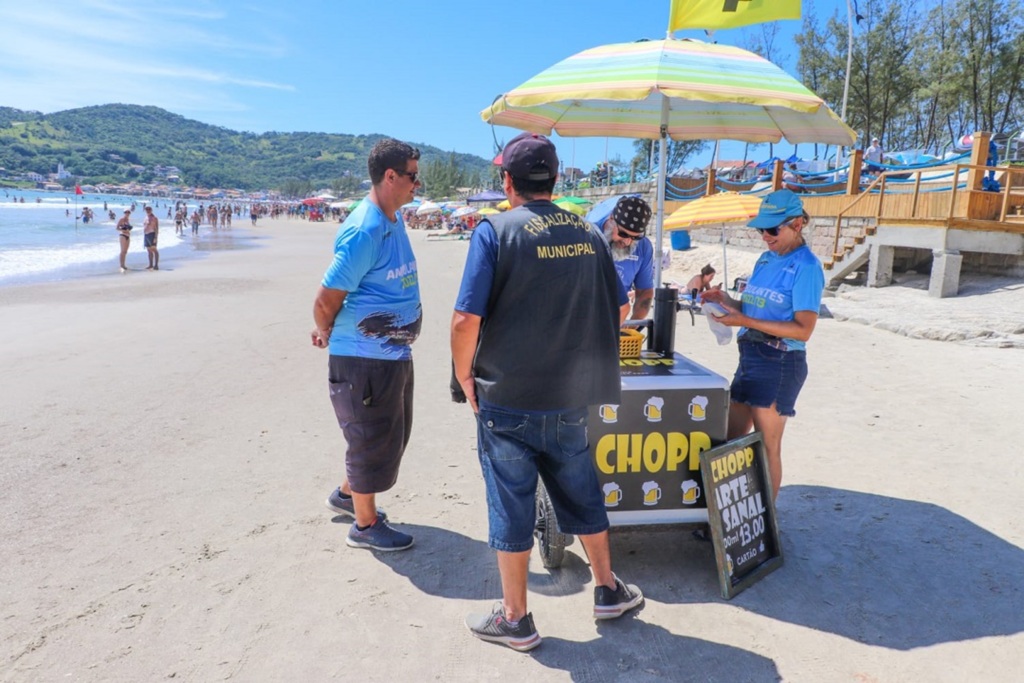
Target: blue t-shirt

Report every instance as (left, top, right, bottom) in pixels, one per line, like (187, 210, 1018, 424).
(455, 221, 629, 315)
(321, 200, 422, 360)
(739, 245, 824, 351)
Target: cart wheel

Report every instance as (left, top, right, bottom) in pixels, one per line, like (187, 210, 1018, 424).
(535, 482, 572, 568)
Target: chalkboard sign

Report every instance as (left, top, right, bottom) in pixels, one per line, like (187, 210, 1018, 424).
(698, 432, 783, 599)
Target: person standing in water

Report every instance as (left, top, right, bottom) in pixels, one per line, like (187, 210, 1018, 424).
(143, 206, 160, 271)
(116, 209, 132, 273)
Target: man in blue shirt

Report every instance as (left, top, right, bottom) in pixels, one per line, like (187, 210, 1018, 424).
(587, 195, 655, 320)
(311, 138, 422, 552)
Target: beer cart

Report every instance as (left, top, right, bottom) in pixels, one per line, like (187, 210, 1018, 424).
(534, 290, 731, 567)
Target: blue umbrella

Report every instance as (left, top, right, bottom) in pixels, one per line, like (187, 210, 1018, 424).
(584, 193, 642, 228)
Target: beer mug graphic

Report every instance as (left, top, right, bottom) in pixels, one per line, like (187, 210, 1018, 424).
(688, 395, 709, 422)
(603, 482, 622, 507)
(681, 480, 701, 505)
(643, 396, 665, 422)
(726, 553, 734, 577)
(599, 404, 619, 424)
(641, 481, 661, 506)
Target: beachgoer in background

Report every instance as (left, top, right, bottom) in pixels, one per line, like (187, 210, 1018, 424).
(590, 195, 655, 320)
(451, 132, 641, 652)
(174, 209, 185, 236)
(312, 138, 422, 552)
(250, 206, 258, 225)
(191, 210, 201, 235)
(685, 264, 717, 296)
(700, 190, 824, 502)
(143, 206, 159, 270)
(783, 163, 802, 192)
(116, 209, 132, 273)
(865, 137, 884, 175)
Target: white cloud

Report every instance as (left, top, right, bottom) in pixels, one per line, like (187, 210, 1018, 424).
(0, 1, 293, 117)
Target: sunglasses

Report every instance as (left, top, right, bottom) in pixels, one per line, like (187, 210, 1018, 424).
(617, 227, 645, 241)
(393, 169, 420, 183)
(757, 218, 800, 237)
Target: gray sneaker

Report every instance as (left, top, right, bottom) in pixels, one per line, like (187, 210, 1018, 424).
(593, 574, 644, 620)
(466, 603, 541, 652)
(326, 487, 386, 522)
(345, 517, 413, 552)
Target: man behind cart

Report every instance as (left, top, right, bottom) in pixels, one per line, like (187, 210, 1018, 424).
(451, 132, 644, 652)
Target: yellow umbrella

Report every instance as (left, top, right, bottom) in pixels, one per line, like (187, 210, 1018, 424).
(663, 192, 763, 230)
(553, 198, 588, 216)
(496, 199, 511, 211)
(664, 192, 764, 290)
(478, 207, 500, 215)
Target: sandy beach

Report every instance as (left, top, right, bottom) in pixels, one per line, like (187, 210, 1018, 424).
(2, 217, 1023, 682)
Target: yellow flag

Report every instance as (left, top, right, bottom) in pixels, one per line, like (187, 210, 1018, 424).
(669, 0, 801, 31)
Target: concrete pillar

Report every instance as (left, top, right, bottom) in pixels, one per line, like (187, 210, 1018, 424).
(929, 249, 962, 298)
(868, 244, 895, 287)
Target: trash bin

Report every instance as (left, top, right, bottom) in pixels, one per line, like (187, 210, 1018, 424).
(670, 230, 691, 250)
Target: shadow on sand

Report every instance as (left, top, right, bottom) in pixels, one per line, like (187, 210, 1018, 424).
(364, 524, 779, 681)
(603, 484, 1024, 650)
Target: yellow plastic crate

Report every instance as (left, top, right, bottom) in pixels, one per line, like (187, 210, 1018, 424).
(619, 327, 644, 358)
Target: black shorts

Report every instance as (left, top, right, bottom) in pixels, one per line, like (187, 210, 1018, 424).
(328, 355, 414, 493)
(144, 233, 157, 248)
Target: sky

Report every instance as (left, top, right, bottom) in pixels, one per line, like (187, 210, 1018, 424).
(1, 0, 852, 177)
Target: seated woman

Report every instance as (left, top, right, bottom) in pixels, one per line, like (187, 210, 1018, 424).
(685, 264, 717, 296)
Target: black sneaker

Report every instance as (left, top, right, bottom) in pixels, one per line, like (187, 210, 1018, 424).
(325, 487, 386, 522)
(465, 603, 541, 652)
(593, 574, 644, 620)
(345, 517, 413, 552)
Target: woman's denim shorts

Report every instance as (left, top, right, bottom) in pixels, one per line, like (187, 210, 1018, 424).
(730, 341, 808, 417)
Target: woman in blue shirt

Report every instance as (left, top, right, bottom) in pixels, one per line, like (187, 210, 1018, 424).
(701, 190, 824, 503)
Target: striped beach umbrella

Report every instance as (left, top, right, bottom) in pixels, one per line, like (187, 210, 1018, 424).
(481, 38, 855, 285)
(452, 206, 479, 218)
(663, 191, 765, 292)
(663, 192, 763, 231)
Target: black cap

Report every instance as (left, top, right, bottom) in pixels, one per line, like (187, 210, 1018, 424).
(499, 132, 558, 181)
(612, 196, 652, 235)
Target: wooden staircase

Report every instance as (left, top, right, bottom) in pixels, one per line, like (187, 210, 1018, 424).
(823, 224, 876, 286)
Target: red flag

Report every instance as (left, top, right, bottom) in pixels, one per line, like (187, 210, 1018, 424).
(74, 185, 83, 195)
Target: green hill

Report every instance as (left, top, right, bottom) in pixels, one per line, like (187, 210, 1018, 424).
(0, 104, 493, 192)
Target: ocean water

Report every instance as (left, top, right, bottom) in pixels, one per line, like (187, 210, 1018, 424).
(0, 189, 257, 287)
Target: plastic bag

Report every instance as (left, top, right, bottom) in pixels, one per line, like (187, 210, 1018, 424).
(702, 303, 733, 346)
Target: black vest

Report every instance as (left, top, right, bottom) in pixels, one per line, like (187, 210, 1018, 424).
(473, 200, 622, 411)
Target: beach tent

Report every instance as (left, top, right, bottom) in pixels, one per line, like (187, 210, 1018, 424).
(466, 189, 506, 203)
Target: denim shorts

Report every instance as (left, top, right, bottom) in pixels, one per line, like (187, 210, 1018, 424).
(328, 355, 414, 494)
(475, 404, 609, 553)
(730, 341, 808, 417)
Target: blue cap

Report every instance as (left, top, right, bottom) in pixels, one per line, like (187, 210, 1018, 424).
(747, 189, 804, 229)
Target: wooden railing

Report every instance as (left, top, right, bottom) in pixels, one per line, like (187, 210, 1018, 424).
(830, 164, 1024, 261)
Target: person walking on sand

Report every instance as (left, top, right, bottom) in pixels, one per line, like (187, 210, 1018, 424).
(451, 133, 642, 652)
(143, 205, 159, 270)
(311, 138, 423, 552)
(116, 209, 132, 273)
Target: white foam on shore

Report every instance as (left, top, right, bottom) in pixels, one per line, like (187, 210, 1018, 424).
(0, 232, 186, 281)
